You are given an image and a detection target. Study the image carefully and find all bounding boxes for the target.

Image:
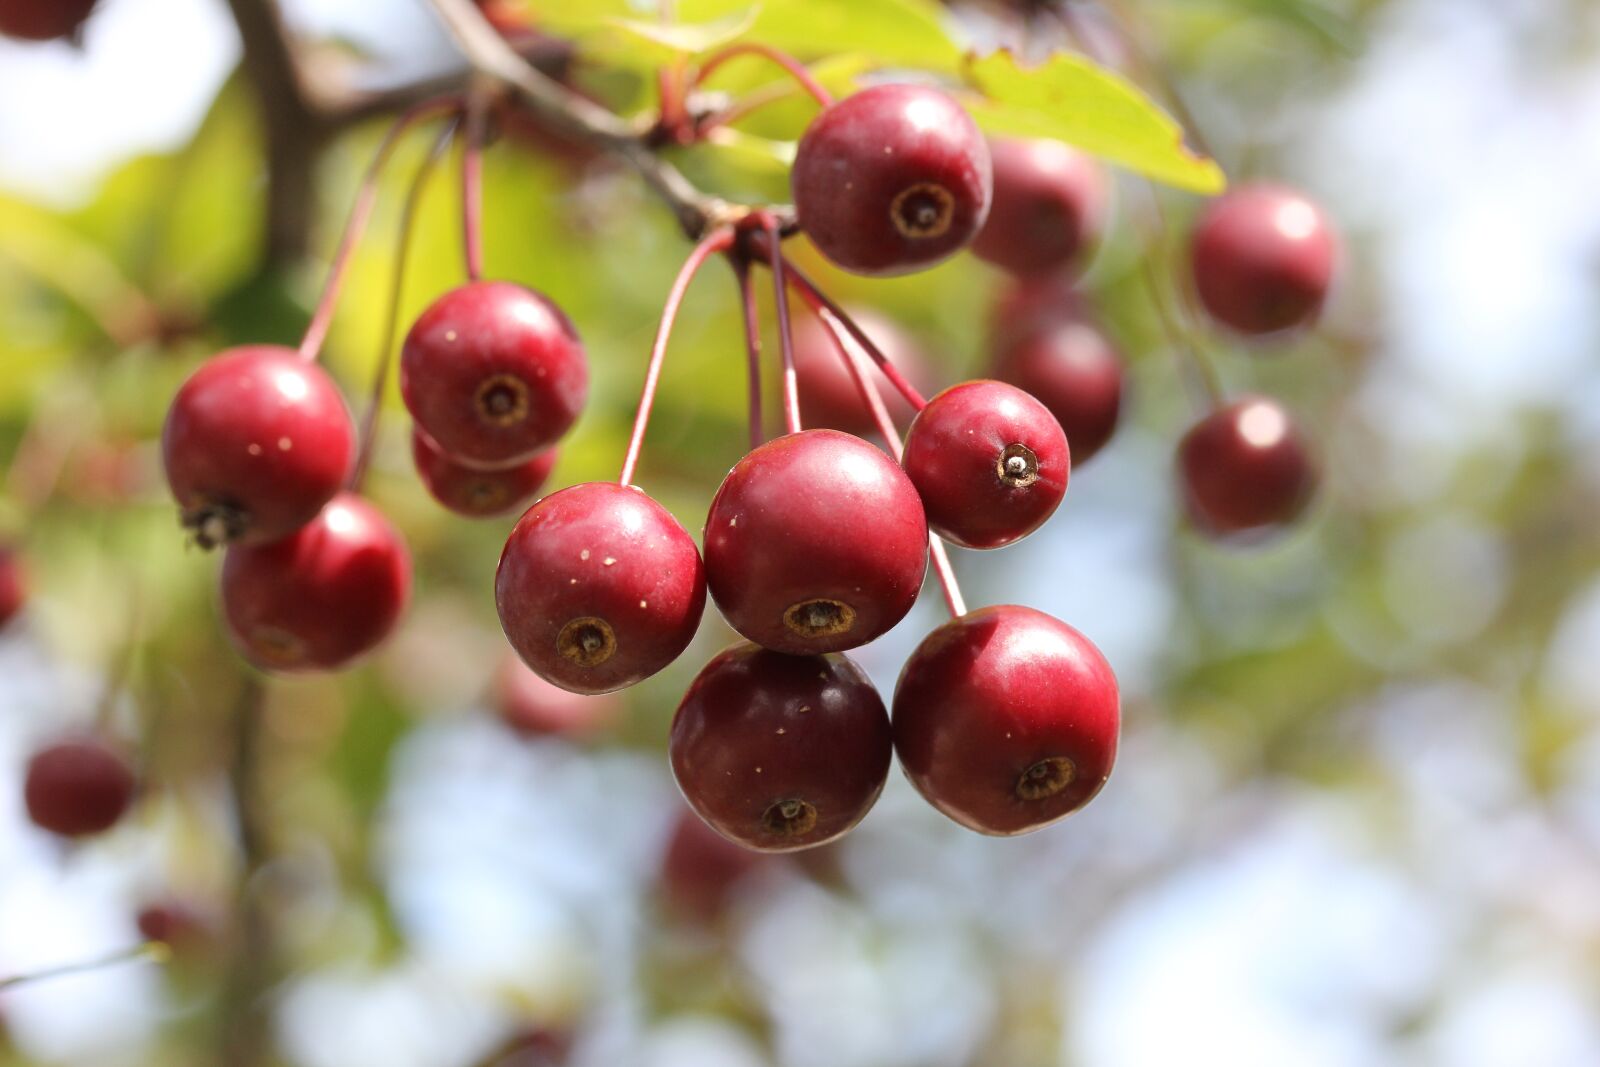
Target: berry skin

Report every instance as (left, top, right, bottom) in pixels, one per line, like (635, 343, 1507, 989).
(24, 739, 136, 838)
(791, 308, 930, 438)
(1190, 183, 1338, 335)
(496, 482, 706, 695)
(0, 546, 24, 628)
(220, 493, 412, 672)
(494, 654, 620, 740)
(162, 345, 355, 549)
(400, 281, 588, 469)
(1178, 396, 1317, 537)
(973, 139, 1108, 278)
(669, 643, 892, 852)
(704, 429, 928, 654)
(659, 805, 763, 922)
(411, 426, 556, 519)
(901, 380, 1070, 550)
(0, 0, 97, 41)
(791, 84, 992, 276)
(991, 316, 1125, 466)
(893, 605, 1119, 835)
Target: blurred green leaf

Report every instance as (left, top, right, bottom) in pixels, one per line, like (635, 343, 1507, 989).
(609, 7, 759, 56)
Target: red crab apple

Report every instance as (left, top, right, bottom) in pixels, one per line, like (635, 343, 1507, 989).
(973, 138, 1108, 278)
(25, 737, 136, 838)
(1190, 183, 1338, 335)
(1177, 396, 1317, 537)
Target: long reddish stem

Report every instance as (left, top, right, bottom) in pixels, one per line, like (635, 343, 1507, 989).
(461, 92, 489, 282)
(618, 227, 738, 486)
(781, 255, 928, 411)
(814, 306, 967, 618)
(693, 43, 835, 108)
(350, 121, 458, 491)
(763, 218, 802, 435)
(296, 95, 464, 363)
(732, 257, 764, 449)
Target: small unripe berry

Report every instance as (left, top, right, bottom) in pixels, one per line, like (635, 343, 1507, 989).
(1190, 183, 1338, 335)
(973, 138, 1108, 278)
(24, 738, 136, 838)
(792, 84, 992, 276)
(1177, 396, 1317, 537)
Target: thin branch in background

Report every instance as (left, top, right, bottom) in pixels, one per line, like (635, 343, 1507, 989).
(692, 43, 836, 108)
(0, 943, 167, 993)
(460, 89, 490, 282)
(218, 676, 273, 1067)
(732, 257, 765, 449)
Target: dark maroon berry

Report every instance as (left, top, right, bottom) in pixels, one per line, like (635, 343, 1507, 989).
(791, 308, 930, 437)
(901, 381, 1069, 549)
(991, 316, 1124, 466)
(670, 643, 892, 852)
(494, 654, 620, 740)
(136, 901, 214, 954)
(0, 0, 97, 41)
(659, 804, 764, 922)
(1178, 396, 1317, 537)
(162, 345, 355, 549)
(0, 546, 24, 628)
(490, 1026, 574, 1067)
(893, 605, 1119, 836)
(401, 280, 588, 469)
(24, 738, 136, 838)
(791, 84, 992, 276)
(412, 426, 555, 519)
(496, 482, 705, 695)
(987, 275, 1088, 351)
(704, 430, 927, 654)
(973, 139, 1108, 278)
(1190, 183, 1338, 335)
(220, 493, 411, 672)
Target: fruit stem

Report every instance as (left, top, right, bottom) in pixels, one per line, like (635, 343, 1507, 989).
(619, 226, 738, 486)
(731, 257, 765, 449)
(780, 254, 928, 411)
(460, 89, 490, 282)
(1135, 189, 1226, 410)
(0, 941, 167, 992)
(351, 121, 459, 492)
(762, 216, 803, 435)
(814, 307, 968, 619)
(693, 43, 835, 109)
(296, 95, 464, 363)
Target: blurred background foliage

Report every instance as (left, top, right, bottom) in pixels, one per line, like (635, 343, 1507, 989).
(4, 0, 1600, 1065)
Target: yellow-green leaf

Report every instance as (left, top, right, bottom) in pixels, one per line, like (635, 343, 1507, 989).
(608, 7, 759, 56)
(963, 50, 1226, 195)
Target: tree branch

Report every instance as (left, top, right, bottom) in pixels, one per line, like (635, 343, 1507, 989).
(218, 676, 275, 1067)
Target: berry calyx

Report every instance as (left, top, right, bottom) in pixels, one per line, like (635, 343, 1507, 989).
(496, 482, 705, 694)
(494, 655, 620, 740)
(162, 345, 355, 549)
(401, 280, 588, 469)
(1177, 396, 1317, 536)
(0, 546, 25, 629)
(790, 307, 929, 437)
(991, 316, 1125, 466)
(972, 139, 1108, 278)
(1190, 183, 1338, 335)
(0, 0, 97, 41)
(892, 605, 1119, 835)
(220, 493, 412, 672)
(791, 84, 992, 276)
(704, 429, 928, 654)
(901, 380, 1070, 549)
(24, 738, 137, 838)
(411, 426, 556, 518)
(669, 643, 892, 852)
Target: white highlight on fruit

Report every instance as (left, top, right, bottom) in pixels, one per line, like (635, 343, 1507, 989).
(1238, 402, 1288, 449)
(1273, 198, 1320, 242)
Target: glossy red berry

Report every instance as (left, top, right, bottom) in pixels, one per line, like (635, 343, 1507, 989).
(1178, 396, 1317, 537)
(792, 84, 992, 276)
(400, 281, 588, 469)
(411, 426, 556, 518)
(24, 738, 136, 838)
(1190, 183, 1338, 335)
(704, 430, 928, 654)
(991, 316, 1124, 466)
(659, 805, 763, 921)
(901, 380, 1069, 549)
(893, 605, 1119, 835)
(670, 643, 892, 852)
(973, 139, 1108, 278)
(220, 493, 411, 672)
(162, 345, 355, 548)
(0, 546, 25, 629)
(0, 0, 97, 41)
(494, 655, 620, 740)
(496, 482, 705, 695)
(791, 308, 930, 437)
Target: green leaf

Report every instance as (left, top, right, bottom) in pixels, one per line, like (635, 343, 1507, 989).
(609, 7, 760, 56)
(681, 0, 961, 71)
(962, 50, 1226, 195)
